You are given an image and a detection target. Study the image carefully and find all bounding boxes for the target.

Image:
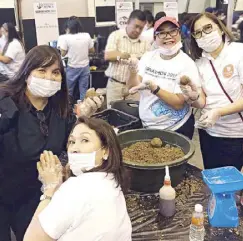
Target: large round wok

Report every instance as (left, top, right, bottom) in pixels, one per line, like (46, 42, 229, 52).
(118, 129, 195, 193)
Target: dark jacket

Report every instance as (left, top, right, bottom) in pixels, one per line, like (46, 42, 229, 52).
(0, 96, 75, 203)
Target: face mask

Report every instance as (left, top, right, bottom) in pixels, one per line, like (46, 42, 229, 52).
(196, 30, 222, 53)
(68, 151, 99, 176)
(157, 41, 182, 56)
(27, 75, 61, 98)
(1, 34, 7, 41)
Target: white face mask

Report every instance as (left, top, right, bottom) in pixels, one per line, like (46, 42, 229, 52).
(27, 75, 61, 98)
(68, 151, 98, 176)
(196, 30, 222, 53)
(1, 34, 7, 41)
(157, 41, 182, 56)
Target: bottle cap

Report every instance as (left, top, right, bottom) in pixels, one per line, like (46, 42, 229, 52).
(195, 204, 203, 213)
(164, 166, 171, 181)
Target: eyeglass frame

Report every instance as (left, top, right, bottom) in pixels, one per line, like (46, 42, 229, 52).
(154, 28, 180, 40)
(191, 23, 215, 39)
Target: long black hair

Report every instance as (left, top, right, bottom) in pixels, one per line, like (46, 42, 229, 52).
(68, 116, 130, 193)
(0, 45, 69, 118)
(1, 22, 24, 54)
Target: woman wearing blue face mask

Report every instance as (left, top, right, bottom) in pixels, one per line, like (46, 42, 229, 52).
(180, 12, 243, 170)
(0, 45, 104, 241)
(127, 17, 201, 139)
(0, 23, 25, 82)
(24, 117, 132, 241)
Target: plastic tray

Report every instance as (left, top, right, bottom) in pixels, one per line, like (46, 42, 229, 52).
(92, 108, 141, 132)
(202, 166, 243, 194)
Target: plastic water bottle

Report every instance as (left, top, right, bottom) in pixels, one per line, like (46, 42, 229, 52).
(189, 204, 205, 241)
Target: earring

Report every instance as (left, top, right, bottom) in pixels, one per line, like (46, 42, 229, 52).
(103, 156, 108, 160)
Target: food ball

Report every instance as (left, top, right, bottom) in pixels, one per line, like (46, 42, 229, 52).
(180, 76, 190, 86)
(85, 88, 99, 99)
(151, 138, 163, 148)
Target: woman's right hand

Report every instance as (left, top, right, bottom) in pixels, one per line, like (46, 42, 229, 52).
(179, 76, 199, 101)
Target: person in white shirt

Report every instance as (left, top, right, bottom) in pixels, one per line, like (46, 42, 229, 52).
(141, 10, 155, 45)
(0, 22, 25, 82)
(24, 116, 132, 241)
(180, 12, 243, 170)
(128, 17, 200, 139)
(59, 17, 94, 100)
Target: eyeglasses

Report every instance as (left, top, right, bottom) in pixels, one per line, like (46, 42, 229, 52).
(191, 24, 213, 39)
(155, 28, 180, 39)
(36, 111, 49, 137)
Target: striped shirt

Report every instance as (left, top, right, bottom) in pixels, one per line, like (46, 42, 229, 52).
(105, 29, 150, 83)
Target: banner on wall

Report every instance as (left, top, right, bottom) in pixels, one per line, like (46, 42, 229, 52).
(116, 2, 133, 29)
(33, 2, 59, 45)
(164, 0, 178, 20)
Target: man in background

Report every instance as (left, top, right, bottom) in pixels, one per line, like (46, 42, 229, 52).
(105, 10, 150, 108)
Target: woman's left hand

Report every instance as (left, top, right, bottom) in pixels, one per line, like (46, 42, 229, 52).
(129, 80, 157, 94)
(37, 151, 63, 190)
(76, 96, 104, 117)
(197, 109, 221, 128)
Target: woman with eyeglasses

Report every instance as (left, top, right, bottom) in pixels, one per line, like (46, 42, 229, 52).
(0, 45, 103, 241)
(127, 17, 200, 139)
(180, 12, 243, 170)
(0, 22, 25, 82)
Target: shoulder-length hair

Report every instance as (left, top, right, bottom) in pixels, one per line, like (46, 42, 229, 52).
(0, 45, 69, 118)
(190, 12, 235, 60)
(69, 116, 130, 193)
(2, 22, 24, 54)
(66, 17, 84, 34)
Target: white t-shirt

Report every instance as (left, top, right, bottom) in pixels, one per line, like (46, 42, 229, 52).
(141, 28, 154, 45)
(138, 49, 201, 130)
(196, 42, 243, 138)
(0, 39, 25, 78)
(59, 32, 94, 68)
(39, 172, 132, 241)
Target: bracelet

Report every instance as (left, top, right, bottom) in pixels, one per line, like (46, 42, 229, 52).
(152, 86, 160, 95)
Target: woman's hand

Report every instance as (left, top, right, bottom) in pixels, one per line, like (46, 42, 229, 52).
(179, 76, 199, 102)
(75, 95, 104, 117)
(129, 80, 157, 94)
(197, 109, 221, 128)
(37, 151, 63, 192)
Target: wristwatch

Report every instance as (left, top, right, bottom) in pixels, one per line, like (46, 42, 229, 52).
(40, 194, 52, 202)
(152, 86, 160, 95)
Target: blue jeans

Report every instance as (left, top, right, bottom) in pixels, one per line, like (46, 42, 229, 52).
(66, 65, 90, 100)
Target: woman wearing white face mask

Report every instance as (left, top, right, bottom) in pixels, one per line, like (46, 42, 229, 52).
(0, 22, 25, 82)
(180, 12, 243, 170)
(0, 45, 104, 241)
(24, 116, 132, 241)
(127, 17, 201, 139)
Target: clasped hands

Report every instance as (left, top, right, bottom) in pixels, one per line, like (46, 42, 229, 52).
(37, 151, 71, 193)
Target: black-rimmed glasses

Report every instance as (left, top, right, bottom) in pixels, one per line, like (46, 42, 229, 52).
(36, 111, 49, 137)
(191, 24, 213, 39)
(155, 28, 180, 39)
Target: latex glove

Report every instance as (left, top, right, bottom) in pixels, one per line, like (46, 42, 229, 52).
(179, 76, 199, 102)
(129, 80, 157, 94)
(197, 109, 221, 128)
(37, 151, 63, 190)
(128, 57, 139, 73)
(76, 96, 104, 117)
